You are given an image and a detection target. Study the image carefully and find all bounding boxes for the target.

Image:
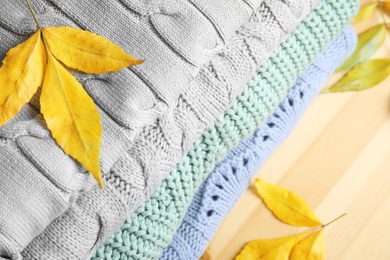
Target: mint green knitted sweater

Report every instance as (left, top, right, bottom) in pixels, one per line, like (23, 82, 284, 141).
(93, 0, 358, 259)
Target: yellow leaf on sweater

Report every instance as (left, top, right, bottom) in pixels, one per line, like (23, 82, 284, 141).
(0, 0, 143, 187)
(290, 229, 325, 260)
(254, 178, 322, 227)
(43, 27, 143, 74)
(0, 31, 46, 126)
(41, 51, 103, 187)
(236, 231, 311, 260)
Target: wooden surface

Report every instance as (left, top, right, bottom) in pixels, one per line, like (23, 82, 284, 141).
(205, 5, 390, 260)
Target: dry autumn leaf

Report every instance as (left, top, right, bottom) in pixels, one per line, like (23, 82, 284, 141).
(254, 178, 322, 227)
(0, 31, 46, 125)
(235, 231, 311, 260)
(0, 0, 143, 187)
(290, 229, 325, 260)
(42, 27, 142, 74)
(324, 59, 390, 92)
(351, 2, 378, 24)
(237, 176, 346, 259)
(336, 24, 387, 72)
(41, 51, 104, 187)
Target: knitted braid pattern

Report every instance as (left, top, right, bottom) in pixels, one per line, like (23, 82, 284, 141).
(161, 26, 357, 260)
(93, 1, 359, 259)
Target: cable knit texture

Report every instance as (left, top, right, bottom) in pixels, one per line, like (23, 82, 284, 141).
(0, 0, 323, 259)
(161, 26, 357, 260)
(87, 1, 359, 259)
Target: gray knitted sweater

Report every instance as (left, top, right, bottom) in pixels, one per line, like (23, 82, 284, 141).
(0, 0, 319, 259)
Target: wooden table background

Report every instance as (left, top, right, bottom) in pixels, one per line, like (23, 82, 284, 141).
(204, 2, 390, 259)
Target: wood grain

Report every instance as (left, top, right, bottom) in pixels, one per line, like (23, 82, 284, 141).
(205, 2, 390, 259)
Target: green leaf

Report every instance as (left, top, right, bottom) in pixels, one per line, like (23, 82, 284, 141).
(351, 3, 378, 24)
(336, 24, 387, 72)
(324, 59, 390, 93)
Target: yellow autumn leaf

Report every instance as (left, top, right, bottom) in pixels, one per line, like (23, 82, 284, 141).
(351, 2, 378, 24)
(290, 229, 325, 260)
(336, 24, 387, 72)
(41, 51, 103, 187)
(324, 59, 390, 92)
(42, 27, 143, 74)
(0, 0, 143, 187)
(254, 178, 322, 227)
(0, 31, 46, 126)
(236, 231, 311, 260)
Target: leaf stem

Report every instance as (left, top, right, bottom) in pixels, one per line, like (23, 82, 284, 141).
(322, 213, 346, 228)
(25, 0, 42, 29)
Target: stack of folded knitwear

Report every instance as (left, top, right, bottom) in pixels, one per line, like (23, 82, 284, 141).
(0, 0, 358, 259)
